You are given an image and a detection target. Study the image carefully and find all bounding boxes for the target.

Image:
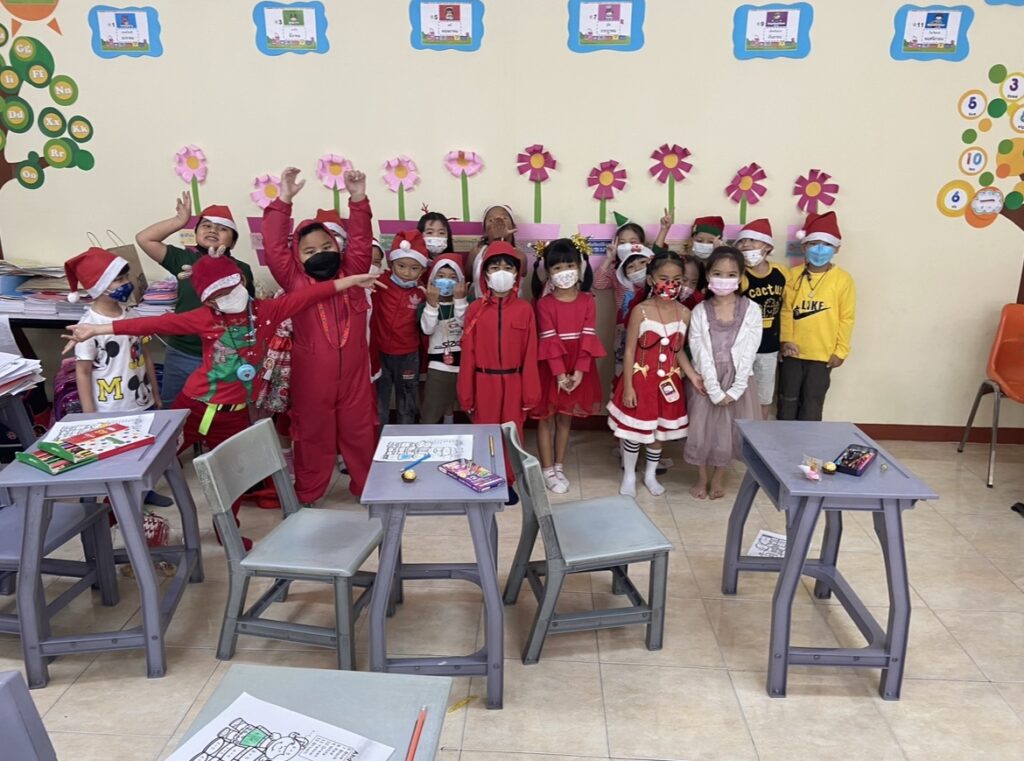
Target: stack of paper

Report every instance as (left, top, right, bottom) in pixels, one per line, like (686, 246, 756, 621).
(0, 298, 25, 314)
(23, 293, 62, 315)
(0, 261, 66, 278)
(142, 277, 178, 304)
(17, 275, 72, 293)
(0, 352, 43, 397)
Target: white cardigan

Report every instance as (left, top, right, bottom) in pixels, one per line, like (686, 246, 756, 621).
(688, 298, 763, 405)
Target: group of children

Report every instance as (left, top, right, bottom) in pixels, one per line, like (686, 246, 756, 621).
(63, 166, 855, 542)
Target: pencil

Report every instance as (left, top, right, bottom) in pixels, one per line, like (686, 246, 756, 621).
(404, 705, 428, 761)
(488, 434, 496, 469)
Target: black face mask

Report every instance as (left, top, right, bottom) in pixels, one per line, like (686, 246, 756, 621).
(303, 250, 341, 281)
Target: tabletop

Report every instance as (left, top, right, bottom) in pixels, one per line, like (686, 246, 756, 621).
(361, 424, 509, 505)
(736, 420, 938, 501)
(178, 664, 453, 761)
(0, 409, 187, 488)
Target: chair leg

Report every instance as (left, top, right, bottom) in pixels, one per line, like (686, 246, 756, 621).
(503, 513, 539, 605)
(90, 518, 120, 607)
(988, 388, 1001, 488)
(646, 553, 668, 651)
(216, 571, 250, 660)
(522, 565, 565, 665)
(0, 571, 14, 596)
(958, 381, 993, 453)
(334, 577, 356, 671)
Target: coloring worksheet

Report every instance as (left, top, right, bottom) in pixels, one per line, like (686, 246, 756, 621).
(373, 434, 474, 462)
(747, 529, 788, 558)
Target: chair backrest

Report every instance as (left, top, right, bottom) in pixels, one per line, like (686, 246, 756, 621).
(989, 304, 1024, 387)
(500, 422, 563, 561)
(0, 671, 57, 761)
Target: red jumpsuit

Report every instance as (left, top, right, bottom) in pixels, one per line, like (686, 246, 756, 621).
(262, 198, 378, 501)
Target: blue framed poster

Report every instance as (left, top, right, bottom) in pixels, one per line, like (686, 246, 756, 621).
(984, 1, 1024, 5)
(253, 1, 329, 56)
(890, 5, 974, 62)
(568, 0, 646, 53)
(409, 1, 485, 52)
(87, 6, 163, 58)
(732, 3, 813, 60)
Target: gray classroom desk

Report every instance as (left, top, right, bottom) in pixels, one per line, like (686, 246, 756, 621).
(361, 424, 508, 710)
(721, 420, 938, 700)
(0, 409, 204, 687)
(178, 664, 452, 761)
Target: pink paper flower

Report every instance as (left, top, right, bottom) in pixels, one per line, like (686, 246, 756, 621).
(649, 144, 692, 184)
(250, 174, 282, 209)
(794, 169, 840, 214)
(725, 162, 768, 205)
(588, 160, 627, 201)
(444, 150, 484, 178)
(383, 155, 420, 193)
(316, 154, 353, 190)
(174, 145, 207, 183)
(517, 144, 557, 183)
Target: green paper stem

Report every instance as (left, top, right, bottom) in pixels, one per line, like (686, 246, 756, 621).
(398, 184, 406, 221)
(534, 181, 542, 224)
(668, 176, 676, 218)
(333, 186, 341, 215)
(461, 170, 470, 222)
(190, 176, 201, 215)
(599, 198, 607, 225)
(739, 195, 748, 225)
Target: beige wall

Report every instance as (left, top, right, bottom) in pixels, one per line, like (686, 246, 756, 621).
(1, 0, 1022, 426)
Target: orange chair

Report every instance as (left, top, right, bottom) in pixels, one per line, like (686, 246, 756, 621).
(958, 304, 1024, 487)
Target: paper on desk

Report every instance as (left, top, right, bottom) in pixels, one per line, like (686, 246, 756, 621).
(747, 529, 787, 558)
(166, 691, 395, 761)
(44, 412, 155, 442)
(0, 316, 17, 354)
(374, 434, 473, 462)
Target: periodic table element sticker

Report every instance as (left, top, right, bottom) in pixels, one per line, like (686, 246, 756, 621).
(890, 5, 974, 62)
(732, 3, 813, 60)
(410, 1, 484, 52)
(253, 1, 329, 56)
(568, 0, 646, 53)
(87, 6, 163, 58)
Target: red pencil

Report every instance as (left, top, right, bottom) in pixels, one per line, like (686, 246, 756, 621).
(404, 705, 427, 761)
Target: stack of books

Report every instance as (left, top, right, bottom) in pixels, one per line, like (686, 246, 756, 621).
(134, 278, 177, 316)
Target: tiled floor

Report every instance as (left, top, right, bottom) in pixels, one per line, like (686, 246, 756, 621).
(2, 433, 1023, 761)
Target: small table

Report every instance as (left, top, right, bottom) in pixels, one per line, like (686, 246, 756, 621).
(721, 421, 937, 700)
(361, 424, 508, 710)
(177, 664, 452, 761)
(1, 410, 204, 687)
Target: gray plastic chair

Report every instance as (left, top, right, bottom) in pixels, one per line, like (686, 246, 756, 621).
(501, 423, 674, 663)
(193, 419, 383, 670)
(0, 670, 57, 760)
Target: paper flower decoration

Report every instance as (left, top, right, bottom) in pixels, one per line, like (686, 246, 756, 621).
(174, 145, 207, 214)
(588, 160, 627, 224)
(444, 151, 484, 222)
(383, 155, 420, 221)
(794, 169, 840, 215)
(517, 144, 558, 223)
(725, 162, 768, 224)
(316, 154, 353, 213)
(250, 175, 282, 210)
(649, 144, 692, 216)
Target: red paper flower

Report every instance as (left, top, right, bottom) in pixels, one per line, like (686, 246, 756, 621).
(649, 144, 692, 184)
(725, 162, 768, 205)
(794, 169, 839, 214)
(517, 144, 557, 183)
(588, 160, 627, 200)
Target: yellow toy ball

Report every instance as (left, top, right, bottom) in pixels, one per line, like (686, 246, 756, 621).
(401, 469, 417, 482)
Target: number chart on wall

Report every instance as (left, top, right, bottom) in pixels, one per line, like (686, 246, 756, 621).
(732, 3, 813, 60)
(253, 1, 329, 56)
(568, 0, 645, 53)
(890, 5, 974, 62)
(409, 0, 484, 52)
(87, 5, 162, 58)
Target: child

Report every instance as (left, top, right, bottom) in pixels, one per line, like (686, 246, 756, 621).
(373, 230, 428, 426)
(262, 167, 381, 503)
(418, 211, 457, 263)
(684, 247, 763, 500)
(419, 254, 469, 424)
(736, 218, 787, 419)
(135, 196, 255, 407)
(686, 215, 723, 299)
(779, 212, 855, 421)
(468, 204, 517, 297)
(529, 239, 605, 493)
(65, 250, 381, 546)
(607, 251, 704, 497)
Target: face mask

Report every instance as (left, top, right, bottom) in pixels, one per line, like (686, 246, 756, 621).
(616, 242, 643, 260)
(678, 285, 695, 302)
(653, 281, 680, 300)
(627, 269, 647, 286)
(742, 247, 766, 267)
(433, 277, 456, 297)
(390, 273, 418, 289)
(486, 269, 516, 294)
(692, 241, 714, 259)
(303, 250, 341, 281)
(805, 243, 836, 267)
(550, 269, 579, 290)
(708, 277, 740, 296)
(214, 284, 249, 314)
(368, 264, 383, 277)
(424, 236, 448, 255)
(107, 282, 134, 303)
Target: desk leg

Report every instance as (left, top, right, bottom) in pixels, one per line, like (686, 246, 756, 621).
(722, 471, 760, 594)
(767, 497, 822, 698)
(875, 500, 912, 700)
(165, 457, 204, 583)
(17, 487, 52, 689)
(368, 505, 407, 674)
(468, 505, 504, 709)
(813, 511, 843, 599)
(0, 396, 37, 450)
(107, 482, 166, 678)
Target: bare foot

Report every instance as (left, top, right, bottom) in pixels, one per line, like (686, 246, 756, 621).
(689, 483, 708, 499)
(709, 487, 726, 500)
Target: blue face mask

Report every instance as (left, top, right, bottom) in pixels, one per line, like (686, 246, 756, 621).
(433, 277, 456, 297)
(390, 273, 418, 289)
(805, 243, 836, 267)
(107, 282, 134, 303)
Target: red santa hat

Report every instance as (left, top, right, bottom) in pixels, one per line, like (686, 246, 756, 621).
(196, 204, 237, 233)
(736, 218, 774, 247)
(189, 250, 242, 302)
(691, 216, 725, 238)
(314, 208, 348, 241)
(428, 253, 465, 283)
(64, 247, 129, 303)
(795, 211, 841, 247)
(388, 230, 429, 267)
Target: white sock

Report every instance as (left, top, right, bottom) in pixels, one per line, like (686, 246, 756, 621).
(553, 463, 569, 486)
(644, 448, 666, 496)
(443, 413, 454, 424)
(620, 441, 639, 496)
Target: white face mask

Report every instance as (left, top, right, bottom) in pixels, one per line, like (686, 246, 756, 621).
(424, 236, 447, 254)
(627, 269, 647, 285)
(742, 246, 767, 267)
(214, 284, 249, 314)
(692, 241, 715, 259)
(368, 264, 383, 277)
(486, 269, 516, 294)
(550, 269, 580, 290)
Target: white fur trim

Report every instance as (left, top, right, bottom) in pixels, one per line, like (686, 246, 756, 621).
(802, 232, 841, 247)
(199, 273, 241, 302)
(606, 401, 689, 431)
(200, 215, 237, 232)
(736, 230, 774, 246)
(88, 256, 129, 298)
(430, 258, 465, 282)
(323, 221, 347, 239)
(795, 229, 806, 240)
(389, 248, 428, 267)
(67, 291, 80, 303)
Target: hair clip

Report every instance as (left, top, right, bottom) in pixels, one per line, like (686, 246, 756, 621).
(570, 233, 593, 258)
(533, 240, 548, 259)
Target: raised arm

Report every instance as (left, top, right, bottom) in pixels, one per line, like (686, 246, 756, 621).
(263, 168, 307, 291)
(135, 192, 193, 265)
(342, 170, 372, 277)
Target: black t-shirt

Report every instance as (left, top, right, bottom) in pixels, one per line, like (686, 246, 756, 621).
(744, 263, 787, 353)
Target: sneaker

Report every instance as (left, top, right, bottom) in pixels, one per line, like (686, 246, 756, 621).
(544, 468, 568, 494)
(553, 464, 570, 490)
(144, 491, 174, 507)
